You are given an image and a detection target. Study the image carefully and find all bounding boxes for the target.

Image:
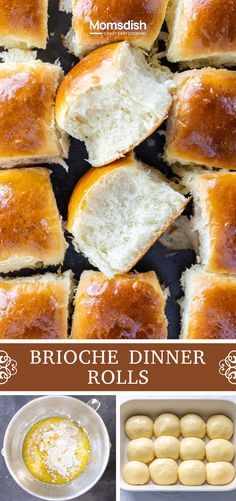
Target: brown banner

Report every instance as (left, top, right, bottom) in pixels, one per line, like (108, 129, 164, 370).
(0, 343, 235, 392)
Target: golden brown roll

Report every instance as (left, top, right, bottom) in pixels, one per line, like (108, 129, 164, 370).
(0, 57, 68, 168)
(66, 154, 189, 277)
(55, 42, 174, 167)
(181, 266, 236, 339)
(185, 172, 236, 274)
(0, 168, 67, 273)
(0, 272, 72, 339)
(71, 270, 168, 339)
(0, 0, 48, 49)
(165, 69, 236, 170)
(62, 0, 168, 56)
(166, 0, 236, 65)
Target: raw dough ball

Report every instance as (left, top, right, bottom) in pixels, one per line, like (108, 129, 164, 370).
(154, 436, 180, 459)
(206, 439, 235, 462)
(122, 461, 150, 485)
(180, 437, 206, 460)
(149, 458, 178, 485)
(178, 460, 206, 486)
(128, 438, 154, 463)
(180, 414, 206, 438)
(154, 413, 180, 437)
(207, 415, 234, 440)
(125, 415, 153, 439)
(206, 462, 235, 486)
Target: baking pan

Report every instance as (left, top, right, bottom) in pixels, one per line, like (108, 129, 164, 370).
(120, 397, 236, 492)
(0, 1, 199, 338)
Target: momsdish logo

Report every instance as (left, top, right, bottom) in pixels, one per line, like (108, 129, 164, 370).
(219, 350, 236, 385)
(0, 350, 17, 385)
(90, 20, 147, 36)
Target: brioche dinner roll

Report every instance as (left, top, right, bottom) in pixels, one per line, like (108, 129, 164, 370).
(154, 413, 180, 438)
(180, 438, 206, 461)
(0, 0, 48, 49)
(122, 461, 150, 485)
(0, 272, 72, 339)
(166, 0, 236, 66)
(67, 155, 189, 277)
(125, 416, 154, 440)
(0, 55, 68, 169)
(55, 42, 174, 167)
(71, 271, 167, 339)
(62, 0, 168, 57)
(128, 438, 155, 464)
(180, 414, 206, 439)
(181, 266, 236, 339)
(206, 439, 235, 463)
(154, 436, 180, 460)
(149, 458, 178, 485)
(185, 172, 236, 274)
(206, 462, 235, 486)
(207, 415, 234, 440)
(178, 460, 206, 486)
(165, 69, 236, 170)
(0, 168, 67, 274)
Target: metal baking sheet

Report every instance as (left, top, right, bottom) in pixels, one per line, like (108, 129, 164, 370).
(2, 1, 197, 339)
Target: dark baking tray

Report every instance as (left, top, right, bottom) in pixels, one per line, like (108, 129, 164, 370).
(1, 0, 197, 339)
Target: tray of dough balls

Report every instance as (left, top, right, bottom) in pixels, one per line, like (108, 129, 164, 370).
(120, 398, 236, 491)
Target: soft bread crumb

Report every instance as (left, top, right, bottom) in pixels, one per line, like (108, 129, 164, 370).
(68, 157, 189, 277)
(56, 42, 175, 167)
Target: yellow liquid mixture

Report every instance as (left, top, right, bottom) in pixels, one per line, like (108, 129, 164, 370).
(23, 417, 91, 484)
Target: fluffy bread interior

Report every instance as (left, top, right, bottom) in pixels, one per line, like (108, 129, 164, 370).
(61, 43, 174, 167)
(70, 162, 188, 277)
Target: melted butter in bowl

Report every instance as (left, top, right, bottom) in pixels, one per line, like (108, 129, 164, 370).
(22, 417, 91, 485)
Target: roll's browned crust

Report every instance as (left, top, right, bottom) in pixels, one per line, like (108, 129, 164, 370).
(181, 268, 236, 340)
(0, 168, 67, 273)
(165, 69, 236, 170)
(191, 172, 236, 274)
(0, 273, 71, 339)
(72, 271, 168, 339)
(167, 0, 236, 64)
(0, 0, 48, 49)
(69, 0, 168, 54)
(0, 60, 67, 168)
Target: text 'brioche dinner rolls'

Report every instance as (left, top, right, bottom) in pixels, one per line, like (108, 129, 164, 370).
(63, 0, 168, 57)
(180, 438, 206, 461)
(180, 414, 206, 439)
(181, 266, 236, 339)
(154, 436, 180, 460)
(185, 172, 236, 274)
(149, 458, 178, 485)
(154, 413, 180, 438)
(166, 0, 236, 65)
(128, 438, 155, 464)
(0, 272, 72, 339)
(122, 461, 150, 485)
(0, 56, 68, 169)
(207, 415, 234, 440)
(66, 155, 189, 277)
(0, 168, 67, 274)
(178, 460, 206, 486)
(165, 69, 236, 170)
(55, 42, 174, 167)
(206, 462, 235, 486)
(206, 439, 235, 463)
(71, 271, 168, 339)
(0, 0, 48, 49)
(125, 416, 154, 440)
